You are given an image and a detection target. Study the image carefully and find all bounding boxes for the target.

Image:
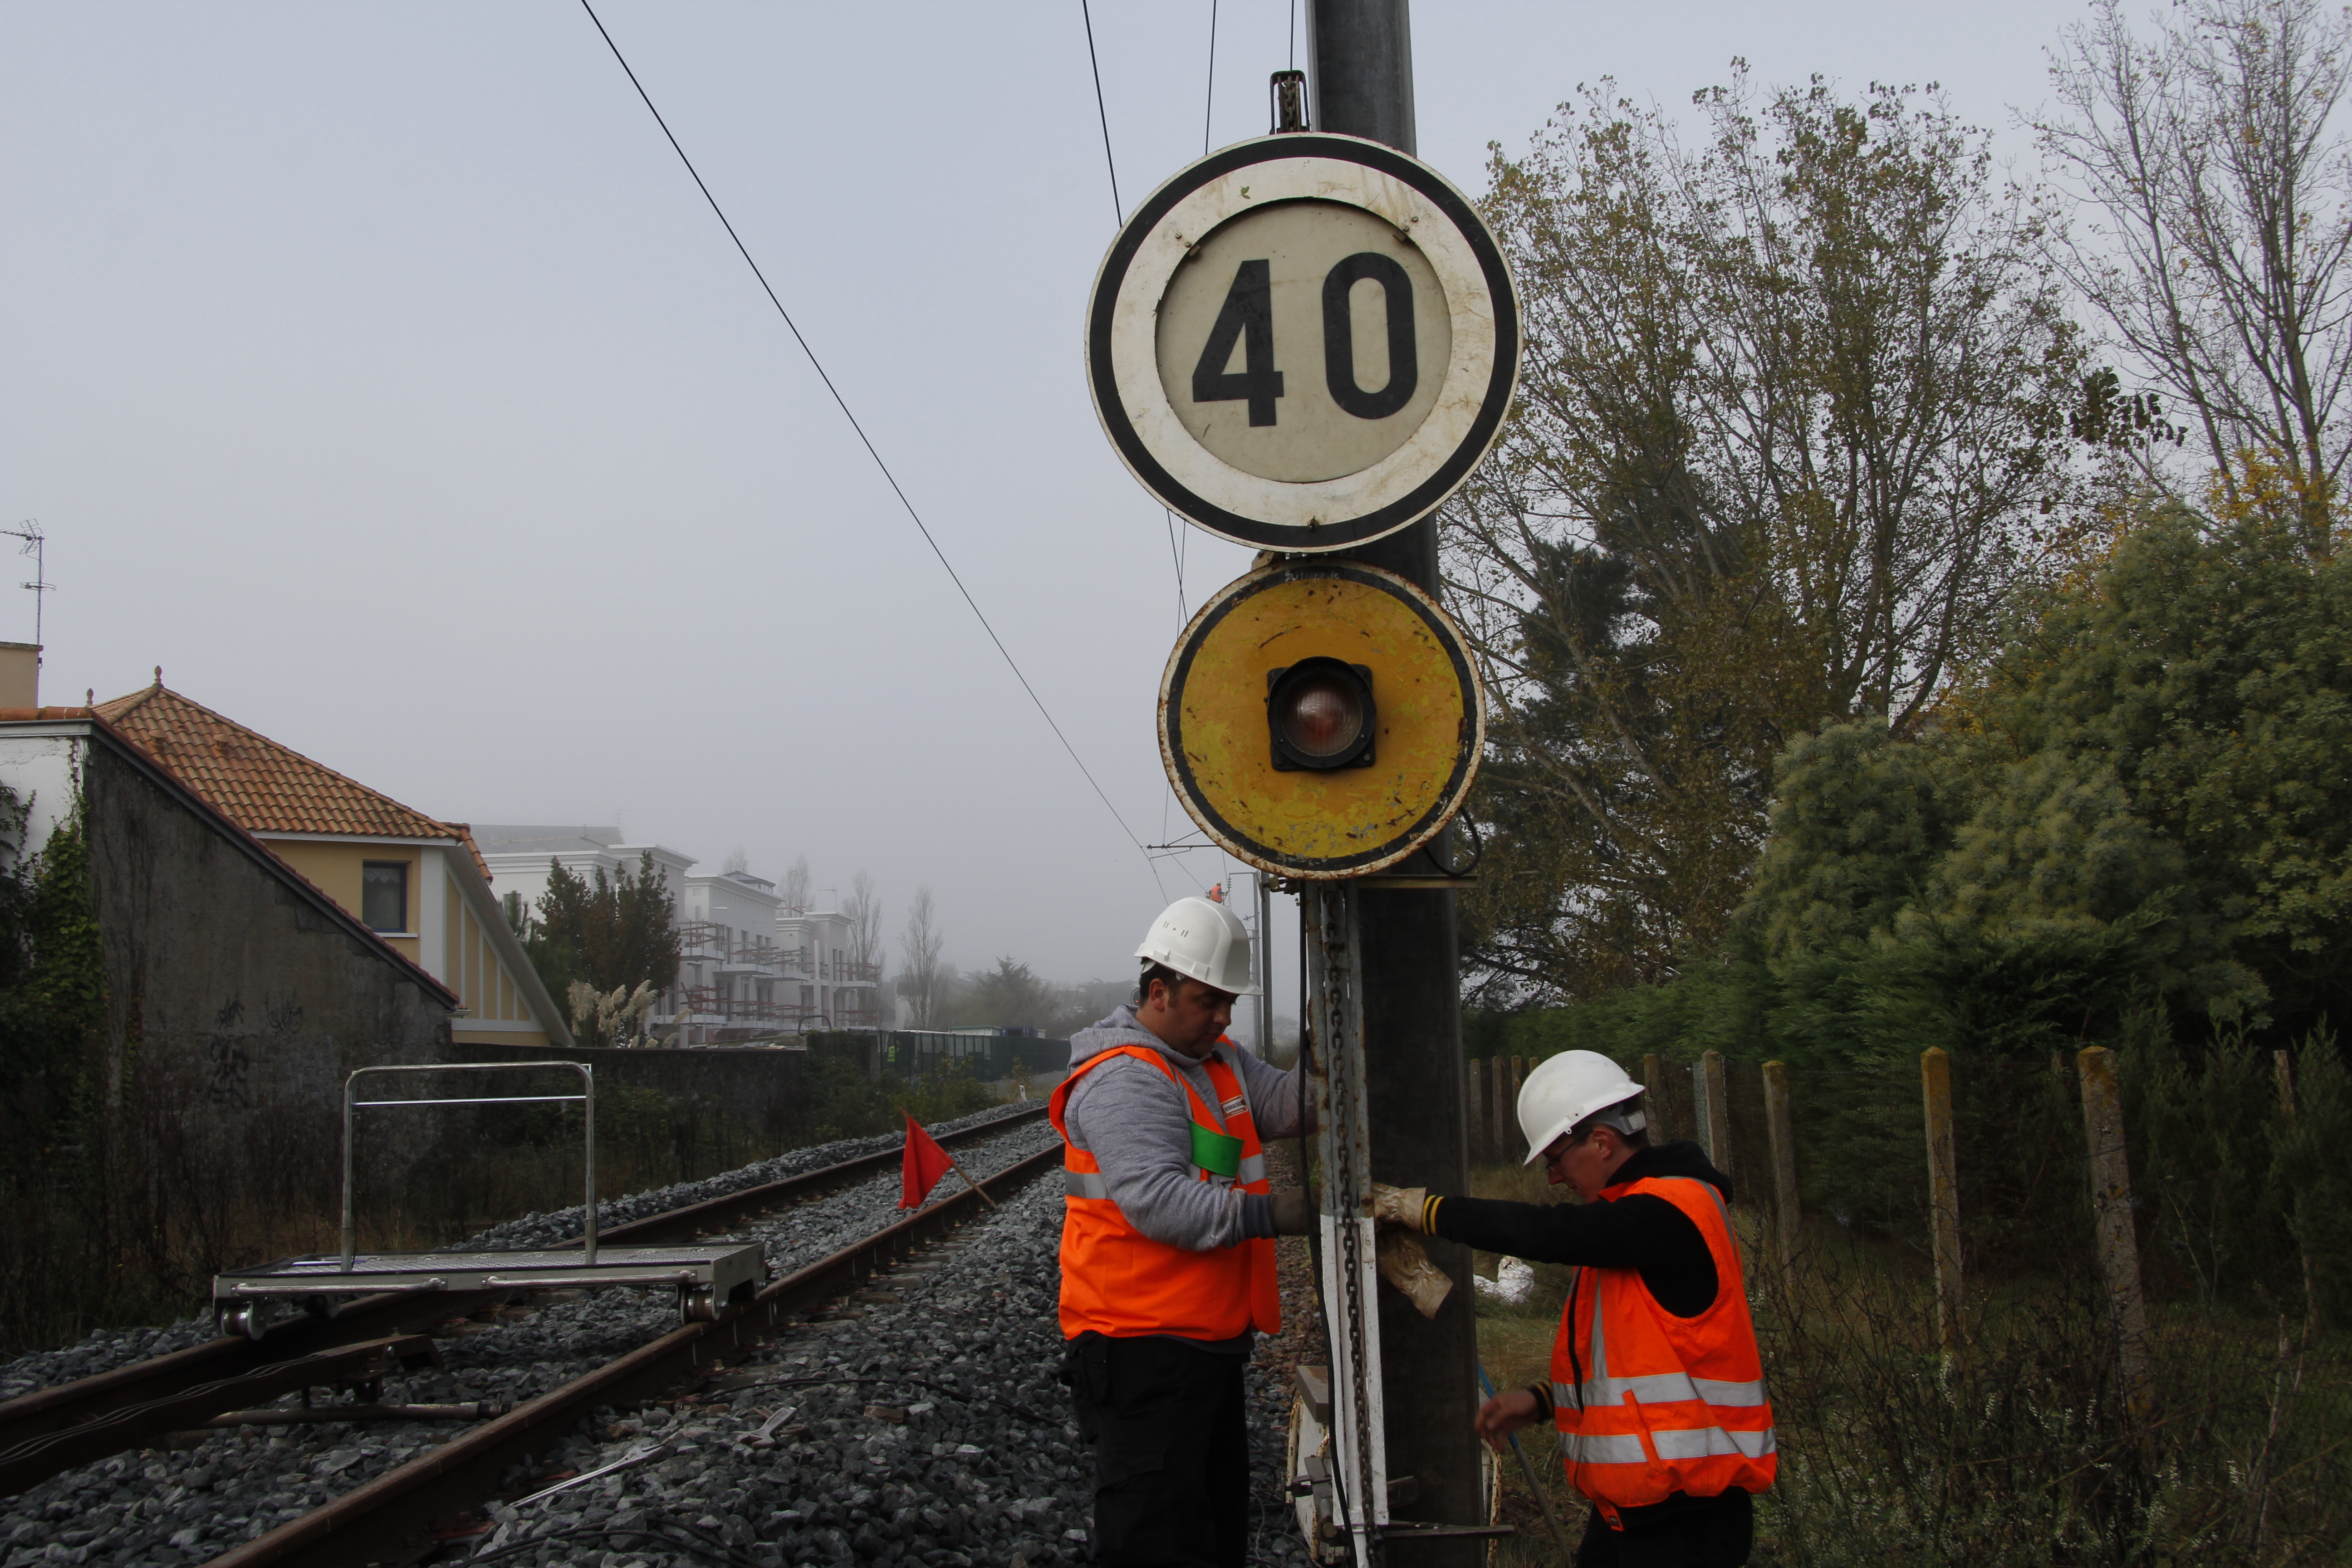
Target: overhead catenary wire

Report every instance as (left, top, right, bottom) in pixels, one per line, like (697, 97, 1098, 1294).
(1078, 0, 1124, 225)
(576, 0, 1151, 865)
(1202, 0, 1218, 156)
(1078, 0, 1215, 898)
(1079, 1, 1190, 633)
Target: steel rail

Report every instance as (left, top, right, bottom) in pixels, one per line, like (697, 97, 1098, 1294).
(202, 1140, 1064, 1568)
(593, 1102, 1048, 1248)
(0, 1291, 511, 1479)
(0, 1337, 442, 1496)
(0, 1104, 1049, 1496)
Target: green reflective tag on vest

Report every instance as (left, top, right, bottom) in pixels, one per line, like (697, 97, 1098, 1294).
(1189, 1121, 1243, 1178)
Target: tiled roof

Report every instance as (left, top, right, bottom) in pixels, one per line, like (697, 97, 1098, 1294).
(94, 680, 475, 851)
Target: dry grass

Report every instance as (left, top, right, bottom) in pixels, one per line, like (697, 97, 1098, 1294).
(1461, 1159, 2352, 1567)
(1465, 1160, 1591, 1566)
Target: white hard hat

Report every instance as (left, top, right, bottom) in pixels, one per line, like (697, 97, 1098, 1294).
(1134, 896, 1257, 995)
(1517, 1050, 1646, 1166)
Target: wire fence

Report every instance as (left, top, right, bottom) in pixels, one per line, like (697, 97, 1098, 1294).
(1466, 1039, 2352, 1565)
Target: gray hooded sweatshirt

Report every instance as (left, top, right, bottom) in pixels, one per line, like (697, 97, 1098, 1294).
(1059, 1005, 1312, 1272)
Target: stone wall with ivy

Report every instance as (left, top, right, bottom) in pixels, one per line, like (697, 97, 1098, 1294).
(0, 731, 454, 1352)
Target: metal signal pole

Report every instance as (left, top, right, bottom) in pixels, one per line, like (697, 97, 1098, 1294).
(1305, 3, 1485, 1560)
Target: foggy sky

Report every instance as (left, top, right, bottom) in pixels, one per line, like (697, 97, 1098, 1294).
(1, 1, 2061, 989)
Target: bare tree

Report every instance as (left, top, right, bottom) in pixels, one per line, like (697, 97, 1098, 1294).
(2040, 0, 2352, 524)
(780, 854, 811, 912)
(843, 870, 885, 983)
(898, 885, 945, 1029)
(723, 846, 750, 875)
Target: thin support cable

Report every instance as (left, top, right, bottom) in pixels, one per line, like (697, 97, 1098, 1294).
(1202, 0, 1218, 155)
(1079, 0, 1123, 224)
(1068, 0, 1209, 902)
(1079, 2, 1193, 723)
(577, 0, 1148, 855)
(1163, 509, 1186, 622)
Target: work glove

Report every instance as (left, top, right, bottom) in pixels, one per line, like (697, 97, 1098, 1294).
(1369, 1182, 1428, 1232)
(1267, 1188, 1313, 1236)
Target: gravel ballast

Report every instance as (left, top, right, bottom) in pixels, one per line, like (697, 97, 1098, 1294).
(0, 1110, 1092, 1567)
(446, 1166, 1315, 1568)
(0, 1107, 1325, 1566)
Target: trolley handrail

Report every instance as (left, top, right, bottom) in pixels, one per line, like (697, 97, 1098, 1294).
(341, 1061, 597, 1273)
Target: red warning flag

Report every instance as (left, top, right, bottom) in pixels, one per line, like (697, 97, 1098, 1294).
(899, 1114, 956, 1209)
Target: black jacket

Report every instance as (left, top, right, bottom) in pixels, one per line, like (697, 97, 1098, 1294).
(1426, 1140, 1730, 1318)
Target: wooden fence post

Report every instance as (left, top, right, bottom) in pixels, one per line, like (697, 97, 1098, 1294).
(1510, 1057, 1531, 1160)
(1490, 1054, 1508, 1160)
(1492, 1055, 1510, 1163)
(1499, 1058, 1518, 1161)
(1701, 1049, 1732, 1179)
(1688, 1061, 1708, 1157)
(1465, 1058, 1486, 1165)
(1921, 1047, 1964, 1372)
(1762, 1061, 1800, 1289)
(2077, 1045, 2154, 1425)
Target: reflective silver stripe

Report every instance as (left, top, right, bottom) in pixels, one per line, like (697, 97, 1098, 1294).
(1577, 1209, 1766, 1408)
(1692, 1377, 1769, 1406)
(1647, 1425, 1777, 1460)
(1211, 1047, 1253, 1132)
(1237, 1154, 1267, 1184)
(1065, 1171, 1111, 1200)
(1569, 1371, 1770, 1408)
(1555, 1426, 1775, 1465)
(1556, 1431, 1649, 1465)
(1590, 1263, 1609, 1381)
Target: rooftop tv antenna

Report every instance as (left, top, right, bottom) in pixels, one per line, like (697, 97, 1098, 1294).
(1, 522, 49, 663)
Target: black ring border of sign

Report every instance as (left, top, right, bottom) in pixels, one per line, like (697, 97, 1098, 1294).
(1162, 561, 1480, 877)
(1089, 134, 1520, 552)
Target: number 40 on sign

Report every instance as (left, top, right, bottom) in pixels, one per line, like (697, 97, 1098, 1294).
(1088, 132, 1520, 554)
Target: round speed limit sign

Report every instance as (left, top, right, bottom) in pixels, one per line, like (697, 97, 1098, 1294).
(1087, 133, 1519, 552)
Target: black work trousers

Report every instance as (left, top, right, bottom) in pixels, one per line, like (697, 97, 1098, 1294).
(1574, 1488, 1752, 1568)
(1061, 1332, 1249, 1568)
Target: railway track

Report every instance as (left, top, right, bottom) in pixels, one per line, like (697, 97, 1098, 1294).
(210, 1140, 1065, 1568)
(0, 1104, 1051, 1520)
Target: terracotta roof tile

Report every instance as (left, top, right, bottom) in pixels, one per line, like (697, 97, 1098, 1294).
(93, 681, 471, 849)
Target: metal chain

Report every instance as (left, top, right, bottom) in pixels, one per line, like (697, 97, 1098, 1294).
(1316, 887, 1378, 1565)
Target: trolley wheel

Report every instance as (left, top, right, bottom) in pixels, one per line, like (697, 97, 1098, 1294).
(219, 1301, 272, 1341)
(680, 1284, 720, 1324)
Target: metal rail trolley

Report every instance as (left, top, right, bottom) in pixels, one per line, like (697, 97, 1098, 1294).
(211, 1062, 765, 1338)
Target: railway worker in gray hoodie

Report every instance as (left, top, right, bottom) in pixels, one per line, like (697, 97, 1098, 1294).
(1049, 894, 1315, 1568)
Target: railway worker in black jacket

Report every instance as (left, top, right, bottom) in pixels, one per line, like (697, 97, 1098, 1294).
(1372, 1050, 1776, 1568)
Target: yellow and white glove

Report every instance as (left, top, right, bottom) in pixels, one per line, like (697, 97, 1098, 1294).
(1368, 1182, 1430, 1232)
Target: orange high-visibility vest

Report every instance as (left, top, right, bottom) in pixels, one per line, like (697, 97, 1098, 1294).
(1551, 1174, 1776, 1522)
(1049, 1041, 1280, 1341)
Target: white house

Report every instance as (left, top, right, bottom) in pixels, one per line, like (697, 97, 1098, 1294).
(474, 825, 881, 1042)
(470, 825, 710, 1039)
(778, 903, 881, 1029)
(679, 867, 798, 1040)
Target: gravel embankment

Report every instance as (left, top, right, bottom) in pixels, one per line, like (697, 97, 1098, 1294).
(0, 1109, 1061, 1568)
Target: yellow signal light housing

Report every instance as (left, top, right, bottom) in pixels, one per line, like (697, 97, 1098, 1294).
(1158, 561, 1484, 879)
